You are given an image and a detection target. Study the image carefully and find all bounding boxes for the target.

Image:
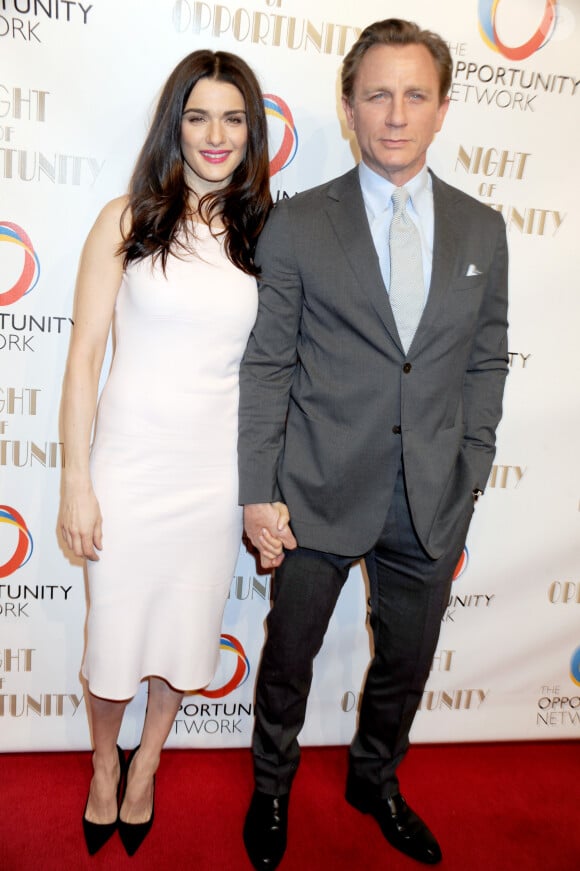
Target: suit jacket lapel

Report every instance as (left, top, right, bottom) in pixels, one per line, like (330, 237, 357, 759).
(408, 171, 461, 352)
(324, 168, 402, 347)
(323, 168, 463, 355)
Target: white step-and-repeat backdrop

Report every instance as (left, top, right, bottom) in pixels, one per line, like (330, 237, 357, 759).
(1, 0, 579, 751)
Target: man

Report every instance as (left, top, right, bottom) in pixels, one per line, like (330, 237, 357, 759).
(239, 18, 508, 869)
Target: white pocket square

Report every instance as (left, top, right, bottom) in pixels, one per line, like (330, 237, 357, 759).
(465, 264, 482, 277)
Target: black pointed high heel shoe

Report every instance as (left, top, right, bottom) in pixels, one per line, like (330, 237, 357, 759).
(82, 744, 125, 855)
(118, 745, 155, 856)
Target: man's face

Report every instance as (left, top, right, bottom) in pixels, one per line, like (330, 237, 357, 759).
(342, 42, 449, 186)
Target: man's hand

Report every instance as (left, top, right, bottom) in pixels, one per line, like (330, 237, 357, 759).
(244, 502, 297, 569)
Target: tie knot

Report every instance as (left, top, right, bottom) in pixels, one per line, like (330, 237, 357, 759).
(391, 187, 410, 215)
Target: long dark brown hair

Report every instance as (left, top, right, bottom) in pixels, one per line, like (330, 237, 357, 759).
(119, 50, 272, 276)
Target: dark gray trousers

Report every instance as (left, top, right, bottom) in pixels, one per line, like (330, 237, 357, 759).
(251, 466, 473, 798)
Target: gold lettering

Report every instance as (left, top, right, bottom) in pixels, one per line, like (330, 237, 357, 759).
(418, 689, 488, 710)
(0, 692, 83, 716)
(232, 8, 249, 41)
(286, 17, 304, 50)
(0, 440, 64, 467)
(324, 22, 334, 54)
(440, 691, 454, 710)
(455, 145, 483, 174)
(271, 13, 284, 46)
(251, 10, 270, 45)
(430, 650, 454, 671)
(69, 693, 83, 715)
(509, 206, 525, 233)
(31, 442, 48, 466)
(171, 4, 360, 56)
(1, 649, 34, 671)
(481, 148, 499, 175)
(0, 387, 40, 415)
(336, 24, 359, 55)
(212, 3, 230, 38)
(499, 150, 530, 179)
(193, 2, 211, 34)
(27, 695, 42, 716)
(305, 19, 323, 52)
(456, 146, 530, 179)
(488, 465, 525, 488)
(488, 206, 564, 236)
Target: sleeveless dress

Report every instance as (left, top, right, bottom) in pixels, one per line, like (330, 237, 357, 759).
(82, 224, 258, 700)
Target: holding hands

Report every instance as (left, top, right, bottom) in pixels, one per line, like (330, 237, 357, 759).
(243, 501, 297, 569)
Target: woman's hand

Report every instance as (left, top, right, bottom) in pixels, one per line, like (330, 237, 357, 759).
(60, 483, 103, 561)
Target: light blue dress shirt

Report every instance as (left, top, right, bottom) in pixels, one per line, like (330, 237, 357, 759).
(358, 161, 434, 303)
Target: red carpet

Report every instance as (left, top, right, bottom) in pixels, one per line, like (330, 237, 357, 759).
(1, 742, 578, 870)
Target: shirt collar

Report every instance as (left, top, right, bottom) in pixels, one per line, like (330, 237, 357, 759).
(358, 162, 431, 218)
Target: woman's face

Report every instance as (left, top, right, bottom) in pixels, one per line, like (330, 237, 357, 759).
(181, 77, 248, 196)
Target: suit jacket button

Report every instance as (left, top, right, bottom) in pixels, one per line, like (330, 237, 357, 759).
(392, 425, 401, 435)
(402, 362, 412, 373)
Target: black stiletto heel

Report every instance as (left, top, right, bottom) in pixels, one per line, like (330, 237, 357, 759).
(82, 744, 125, 855)
(118, 745, 155, 856)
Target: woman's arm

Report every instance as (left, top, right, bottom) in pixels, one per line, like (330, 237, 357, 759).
(59, 196, 128, 560)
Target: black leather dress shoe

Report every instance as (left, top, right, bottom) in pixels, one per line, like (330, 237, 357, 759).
(243, 790, 289, 870)
(346, 782, 442, 865)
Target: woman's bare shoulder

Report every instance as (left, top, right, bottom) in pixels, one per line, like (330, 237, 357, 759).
(89, 195, 131, 245)
(99, 195, 130, 227)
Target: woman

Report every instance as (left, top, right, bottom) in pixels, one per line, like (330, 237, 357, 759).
(59, 50, 279, 856)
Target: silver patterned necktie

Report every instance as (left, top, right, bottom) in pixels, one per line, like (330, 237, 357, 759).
(388, 187, 424, 353)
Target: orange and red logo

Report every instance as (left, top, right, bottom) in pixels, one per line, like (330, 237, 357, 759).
(0, 223, 41, 306)
(452, 547, 469, 581)
(478, 0, 557, 61)
(197, 634, 250, 699)
(263, 94, 298, 177)
(0, 506, 34, 578)
(571, 647, 580, 687)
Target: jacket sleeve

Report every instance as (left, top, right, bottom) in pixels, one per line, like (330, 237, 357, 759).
(238, 201, 302, 505)
(461, 210, 509, 491)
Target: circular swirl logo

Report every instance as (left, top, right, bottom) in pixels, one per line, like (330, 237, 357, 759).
(570, 646, 580, 687)
(0, 222, 41, 306)
(478, 0, 557, 61)
(0, 505, 34, 579)
(198, 634, 250, 699)
(263, 94, 299, 177)
(452, 547, 469, 581)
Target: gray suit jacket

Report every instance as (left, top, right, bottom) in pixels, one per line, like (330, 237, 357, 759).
(238, 167, 508, 559)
